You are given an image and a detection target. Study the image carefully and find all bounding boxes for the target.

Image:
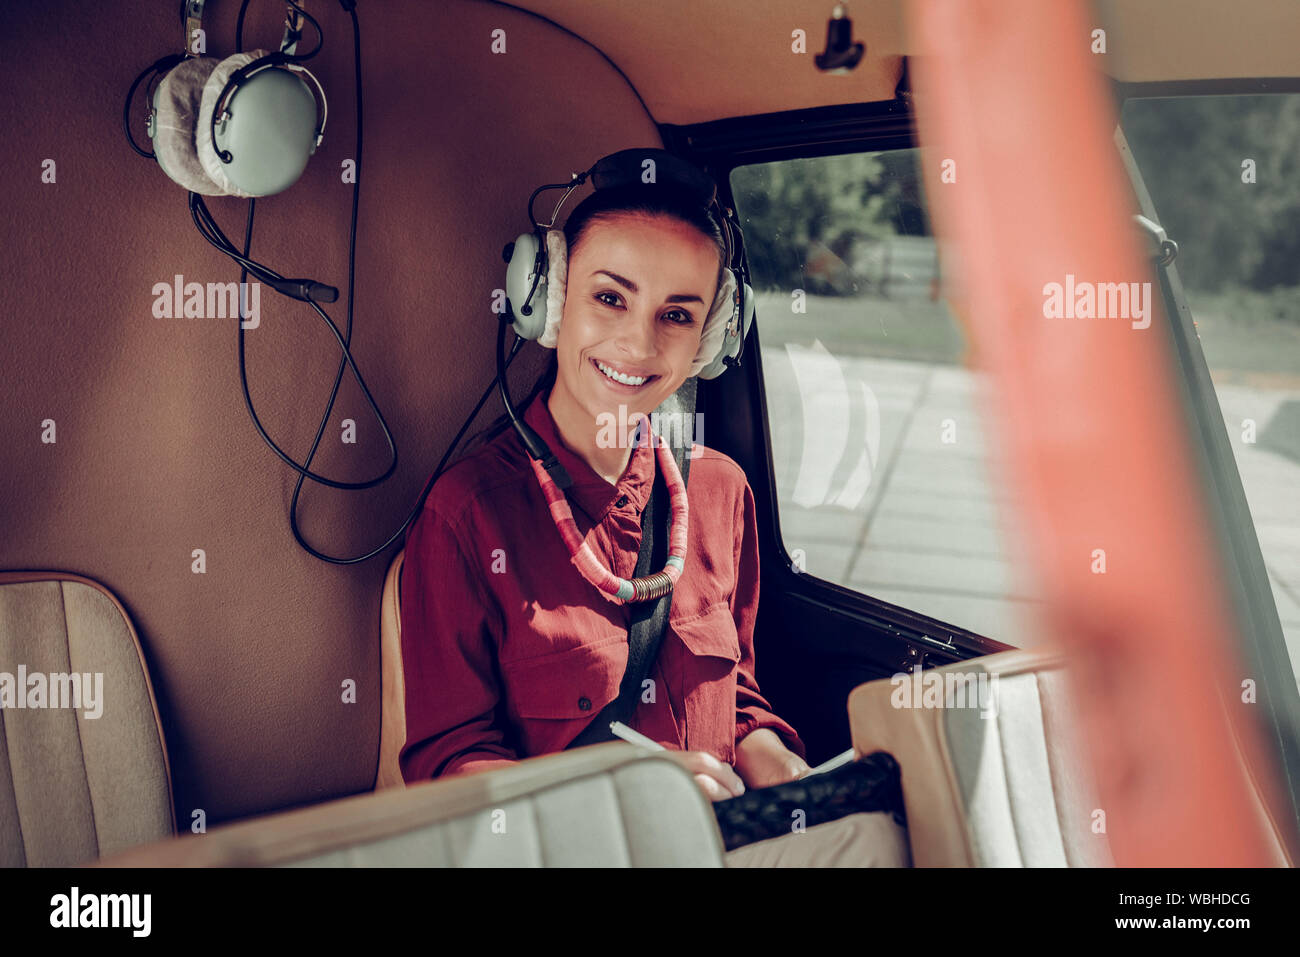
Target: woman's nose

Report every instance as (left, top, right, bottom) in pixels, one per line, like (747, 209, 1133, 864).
(618, 311, 658, 358)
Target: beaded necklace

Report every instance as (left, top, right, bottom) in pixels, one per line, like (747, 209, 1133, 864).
(529, 412, 688, 604)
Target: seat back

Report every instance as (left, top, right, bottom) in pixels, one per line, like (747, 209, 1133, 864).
(376, 547, 406, 789)
(0, 571, 175, 865)
(850, 648, 1293, 866)
(97, 742, 725, 867)
(851, 649, 1113, 867)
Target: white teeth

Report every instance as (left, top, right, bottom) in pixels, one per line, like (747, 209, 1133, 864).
(595, 360, 647, 386)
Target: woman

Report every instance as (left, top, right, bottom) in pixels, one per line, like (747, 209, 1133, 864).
(399, 169, 909, 866)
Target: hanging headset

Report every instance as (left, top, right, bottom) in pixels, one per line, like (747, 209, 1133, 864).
(124, 0, 404, 566)
(124, 0, 340, 302)
(498, 148, 756, 489)
(125, 0, 327, 198)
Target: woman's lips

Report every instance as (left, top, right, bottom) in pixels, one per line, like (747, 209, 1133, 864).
(590, 357, 658, 391)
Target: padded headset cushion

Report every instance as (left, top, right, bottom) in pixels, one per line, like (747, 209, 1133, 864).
(689, 268, 737, 378)
(152, 57, 228, 195)
(195, 50, 267, 199)
(537, 229, 567, 348)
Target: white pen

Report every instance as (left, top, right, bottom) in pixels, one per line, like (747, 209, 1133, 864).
(799, 747, 857, 778)
(609, 721, 666, 751)
(611, 721, 850, 779)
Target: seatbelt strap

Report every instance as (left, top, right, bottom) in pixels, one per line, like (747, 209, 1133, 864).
(565, 406, 694, 750)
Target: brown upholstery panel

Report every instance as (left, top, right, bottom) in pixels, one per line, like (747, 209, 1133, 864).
(96, 743, 725, 867)
(509, 0, 1300, 125)
(1092, 0, 1300, 83)
(0, 0, 662, 826)
(510, 0, 905, 125)
(0, 572, 175, 866)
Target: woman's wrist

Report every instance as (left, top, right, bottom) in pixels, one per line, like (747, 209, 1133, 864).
(734, 727, 811, 789)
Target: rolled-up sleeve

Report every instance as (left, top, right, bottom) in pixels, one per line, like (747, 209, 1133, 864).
(730, 480, 807, 760)
(398, 500, 520, 783)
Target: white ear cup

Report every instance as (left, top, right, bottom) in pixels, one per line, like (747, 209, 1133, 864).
(690, 269, 736, 378)
(150, 56, 228, 195)
(195, 51, 266, 198)
(696, 273, 756, 380)
(505, 231, 549, 340)
(537, 229, 567, 348)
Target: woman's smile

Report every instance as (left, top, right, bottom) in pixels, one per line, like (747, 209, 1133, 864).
(589, 356, 661, 392)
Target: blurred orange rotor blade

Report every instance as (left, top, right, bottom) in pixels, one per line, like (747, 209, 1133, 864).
(905, 0, 1285, 866)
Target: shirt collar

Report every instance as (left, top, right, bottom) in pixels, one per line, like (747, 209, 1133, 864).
(522, 387, 656, 523)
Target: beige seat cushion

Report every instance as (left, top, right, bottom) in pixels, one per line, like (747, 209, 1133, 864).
(97, 742, 725, 866)
(0, 572, 175, 865)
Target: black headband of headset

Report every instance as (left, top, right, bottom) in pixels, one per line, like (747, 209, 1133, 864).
(589, 148, 718, 207)
(529, 149, 718, 228)
(527, 148, 733, 269)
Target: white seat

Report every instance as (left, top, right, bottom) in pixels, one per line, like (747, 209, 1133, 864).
(97, 742, 726, 867)
(850, 648, 1294, 866)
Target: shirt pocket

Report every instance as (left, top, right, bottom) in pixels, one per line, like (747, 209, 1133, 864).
(668, 601, 742, 761)
(501, 635, 626, 753)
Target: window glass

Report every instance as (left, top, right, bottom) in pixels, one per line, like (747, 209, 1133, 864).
(1123, 94, 1300, 687)
(731, 151, 1043, 646)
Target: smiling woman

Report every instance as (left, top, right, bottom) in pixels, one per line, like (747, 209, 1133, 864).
(548, 188, 726, 483)
(458, 182, 730, 465)
(397, 154, 909, 866)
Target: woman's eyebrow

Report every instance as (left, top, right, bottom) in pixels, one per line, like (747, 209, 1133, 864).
(591, 269, 705, 305)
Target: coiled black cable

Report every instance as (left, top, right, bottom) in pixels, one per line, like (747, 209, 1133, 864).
(234, 3, 525, 562)
(132, 1, 526, 563)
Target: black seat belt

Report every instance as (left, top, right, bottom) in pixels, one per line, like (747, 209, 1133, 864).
(565, 432, 691, 750)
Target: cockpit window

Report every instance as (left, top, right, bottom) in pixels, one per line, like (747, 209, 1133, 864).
(731, 150, 1043, 647)
(1123, 93, 1300, 690)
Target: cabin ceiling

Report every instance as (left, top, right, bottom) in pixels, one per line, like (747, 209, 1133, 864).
(503, 0, 1300, 126)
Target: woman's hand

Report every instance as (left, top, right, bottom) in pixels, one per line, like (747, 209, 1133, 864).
(658, 750, 747, 802)
(734, 728, 812, 790)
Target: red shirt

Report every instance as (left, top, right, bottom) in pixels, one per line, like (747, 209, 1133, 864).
(398, 387, 806, 783)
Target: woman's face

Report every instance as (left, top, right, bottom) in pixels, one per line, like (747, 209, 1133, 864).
(552, 213, 720, 431)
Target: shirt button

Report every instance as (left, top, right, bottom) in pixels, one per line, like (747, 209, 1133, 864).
(578, 696, 592, 711)
(614, 495, 629, 508)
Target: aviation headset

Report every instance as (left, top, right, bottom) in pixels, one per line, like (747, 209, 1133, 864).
(124, 0, 399, 568)
(497, 148, 756, 489)
(503, 148, 755, 380)
(125, 0, 327, 198)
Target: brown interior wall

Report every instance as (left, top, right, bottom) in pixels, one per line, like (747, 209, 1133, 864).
(0, 0, 659, 826)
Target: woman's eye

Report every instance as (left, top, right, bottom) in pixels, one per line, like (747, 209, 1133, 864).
(593, 291, 692, 325)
